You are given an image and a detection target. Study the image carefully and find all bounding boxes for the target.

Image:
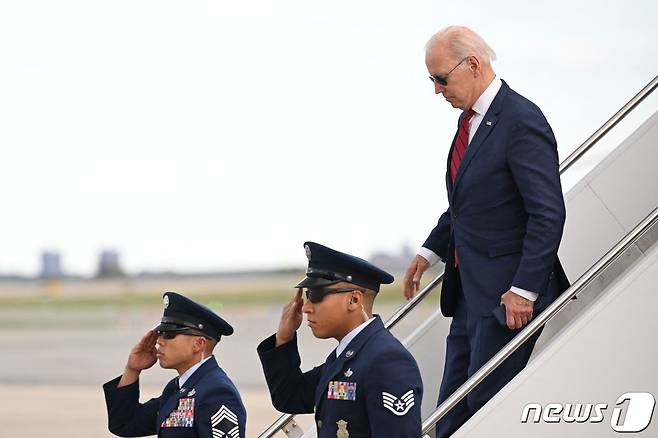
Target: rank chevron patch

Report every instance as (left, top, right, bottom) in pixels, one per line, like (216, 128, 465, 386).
(211, 405, 240, 438)
(382, 390, 415, 416)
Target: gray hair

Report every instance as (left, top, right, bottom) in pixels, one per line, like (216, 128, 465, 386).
(426, 26, 497, 65)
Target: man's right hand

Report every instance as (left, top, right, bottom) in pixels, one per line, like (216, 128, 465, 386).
(403, 255, 431, 300)
(118, 330, 158, 387)
(275, 288, 304, 347)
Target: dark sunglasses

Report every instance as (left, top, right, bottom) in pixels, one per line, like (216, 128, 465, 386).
(158, 330, 209, 340)
(305, 287, 364, 304)
(428, 57, 467, 86)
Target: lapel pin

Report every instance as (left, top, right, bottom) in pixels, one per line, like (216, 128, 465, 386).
(485, 120, 492, 126)
(179, 387, 186, 394)
(344, 368, 353, 377)
(187, 389, 196, 396)
(345, 350, 354, 358)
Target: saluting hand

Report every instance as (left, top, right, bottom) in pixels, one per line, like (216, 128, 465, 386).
(500, 291, 534, 330)
(275, 288, 304, 347)
(126, 330, 159, 371)
(118, 330, 159, 387)
(403, 255, 430, 300)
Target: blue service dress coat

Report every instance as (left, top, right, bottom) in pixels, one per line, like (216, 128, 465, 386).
(103, 356, 246, 438)
(423, 80, 570, 318)
(257, 316, 423, 438)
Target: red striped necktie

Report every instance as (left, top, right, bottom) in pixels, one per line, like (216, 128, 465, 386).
(450, 108, 475, 183)
(451, 108, 475, 266)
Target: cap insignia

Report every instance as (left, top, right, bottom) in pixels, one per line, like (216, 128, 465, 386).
(163, 295, 169, 309)
(305, 244, 312, 260)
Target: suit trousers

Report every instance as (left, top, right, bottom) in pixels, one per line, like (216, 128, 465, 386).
(435, 284, 544, 437)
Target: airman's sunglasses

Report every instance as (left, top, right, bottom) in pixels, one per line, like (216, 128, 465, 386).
(305, 287, 364, 304)
(158, 330, 209, 340)
(428, 57, 467, 86)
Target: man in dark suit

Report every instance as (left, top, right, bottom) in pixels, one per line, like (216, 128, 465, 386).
(402, 26, 569, 436)
(103, 292, 246, 438)
(258, 242, 423, 437)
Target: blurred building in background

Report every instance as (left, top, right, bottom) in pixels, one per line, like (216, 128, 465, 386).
(96, 249, 125, 278)
(370, 244, 415, 273)
(40, 251, 63, 279)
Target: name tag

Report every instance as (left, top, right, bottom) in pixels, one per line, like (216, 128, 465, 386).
(327, 381, 357, 401)
(162, 397, 195, 428)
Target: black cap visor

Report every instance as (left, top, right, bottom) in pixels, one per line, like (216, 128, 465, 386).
(154, 323, 219, 341)
(294, 276, 340, 288)
(153, 322, 191, 333)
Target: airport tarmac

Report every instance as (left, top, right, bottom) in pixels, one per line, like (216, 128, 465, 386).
(0, 294, 436, 437)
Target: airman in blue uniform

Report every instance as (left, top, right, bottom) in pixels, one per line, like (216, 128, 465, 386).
(257, 242, 423, 437)
(103, 292, 246, 438)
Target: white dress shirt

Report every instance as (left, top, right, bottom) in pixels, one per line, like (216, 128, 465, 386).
(335, 317, 376, 358)
(419, 76, 538, 302)
(178, 355, 213, 388)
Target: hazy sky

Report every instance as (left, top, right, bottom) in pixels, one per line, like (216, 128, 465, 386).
(1, 0, 657, 276)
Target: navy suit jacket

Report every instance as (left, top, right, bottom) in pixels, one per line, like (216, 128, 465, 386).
(423, 80, 569, 317)
(257, 316, 423, 438)
(103, 356, 246, 438)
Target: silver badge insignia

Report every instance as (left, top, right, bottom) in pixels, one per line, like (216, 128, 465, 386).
(187, 389, 196, 397)
(344, 368, 353, 378)
(163, 295, 169, 309)
(486, 120, 492, 126)
(336, 419, 349, 438)
(345, 350, 354, 358)
(305, 244, 312, 260)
